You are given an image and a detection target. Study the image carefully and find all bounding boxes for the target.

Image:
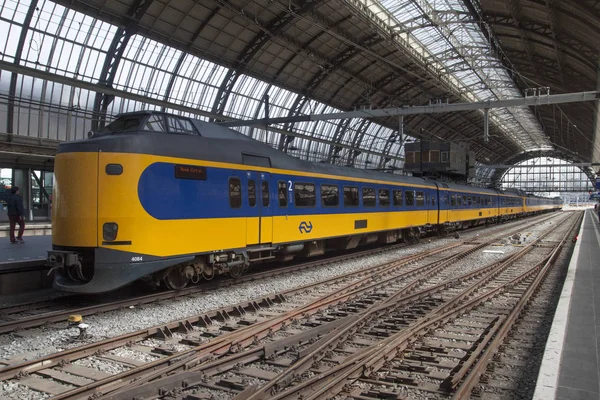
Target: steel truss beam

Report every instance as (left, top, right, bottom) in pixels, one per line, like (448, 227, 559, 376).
(91, 0, 154, 131)
(276, 33, 385, 151)
(7, 0, 38, 135)
(219, 91, 600, 127)
(480, 163, 600, 169)
(0, 61, 403, 164)
(210, 0, 320, 122)
(161, 6, 224, 112)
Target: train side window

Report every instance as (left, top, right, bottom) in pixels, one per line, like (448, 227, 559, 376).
(344, 186, 359, 207)
(143, 114, 166, 132)
(278, 181, 287, 207)
(295, 183, 316, 207)
(406, 191, 415, 206)
(262, 181, 269, 207)
(451, 194, 456, 206)
(321, 184, 339, 207)
(248, 180, 256, 207)
(229, 178, 242, 209)
(393, 190, 403, 206)
(416, 191, 424, 206)
(379, 189, 390, 207)
(431, 194, 435, 206)
(363, 187, 376, 207)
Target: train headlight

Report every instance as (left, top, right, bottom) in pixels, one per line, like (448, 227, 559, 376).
(103, 223, 119, 241)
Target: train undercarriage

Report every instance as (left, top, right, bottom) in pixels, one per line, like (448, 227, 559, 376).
(142, 214, 536, 291)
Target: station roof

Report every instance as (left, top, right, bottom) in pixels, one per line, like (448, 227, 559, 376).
(2, 0, 599, 183)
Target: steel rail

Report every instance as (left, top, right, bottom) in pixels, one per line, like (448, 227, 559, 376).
(100, 213, 574, 400)
(0, 240, 416, 334)
(1, 238, 463, 395)
(52, 241, 467, 400)
(449, 212, 583, 398)
(242, 213, 578, 400)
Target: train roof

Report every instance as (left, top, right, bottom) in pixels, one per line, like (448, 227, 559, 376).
(84, 112, 439, 188)
(75, 111, 554, 196)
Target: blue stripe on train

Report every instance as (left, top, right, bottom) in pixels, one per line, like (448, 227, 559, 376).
(138, 162, 508, 220)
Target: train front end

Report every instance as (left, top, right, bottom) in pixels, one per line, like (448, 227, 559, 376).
(47, 147, 99, 288)
(47, 112, 196, 294)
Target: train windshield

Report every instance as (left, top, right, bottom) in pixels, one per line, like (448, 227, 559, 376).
(94, 114, 198, 136)
(97, 115, 144, 135)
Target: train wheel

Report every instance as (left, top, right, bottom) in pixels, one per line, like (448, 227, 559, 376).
(163, 266, 190, 290)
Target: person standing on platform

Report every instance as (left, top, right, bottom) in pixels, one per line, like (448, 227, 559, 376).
(7, 186, 25, 244)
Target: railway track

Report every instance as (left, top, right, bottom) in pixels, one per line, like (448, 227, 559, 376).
(0, 213, 559, 337)
(0, 211, 574, 399)
(0, 241, 412, 335)
(103, 211, 578, 400)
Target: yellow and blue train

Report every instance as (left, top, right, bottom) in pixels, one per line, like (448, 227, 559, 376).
(47, 111, 563, 293)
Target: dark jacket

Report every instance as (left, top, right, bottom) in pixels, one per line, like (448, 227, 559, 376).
(6, 193, 25, 217)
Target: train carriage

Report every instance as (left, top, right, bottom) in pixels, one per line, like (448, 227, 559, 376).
(47, 111, 563, 294)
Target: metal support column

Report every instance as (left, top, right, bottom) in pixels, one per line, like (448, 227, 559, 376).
(484, 108, 489, 143)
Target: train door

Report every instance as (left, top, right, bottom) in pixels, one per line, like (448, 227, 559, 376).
(428, 187, 438, 224)
(438, 186, 448, 225)
(259, 172, 273, 244)
(245, 171, 273, 245)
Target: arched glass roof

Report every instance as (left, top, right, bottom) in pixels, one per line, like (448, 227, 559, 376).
(0, 0, 401, 171)
(500, 157, 593, 195)
(0, 0, 596, 181)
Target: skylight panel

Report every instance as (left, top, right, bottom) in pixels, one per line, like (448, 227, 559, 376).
(369, 0, 553, 152)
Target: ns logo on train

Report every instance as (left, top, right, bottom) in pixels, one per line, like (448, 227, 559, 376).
(298, 221, 313, 234)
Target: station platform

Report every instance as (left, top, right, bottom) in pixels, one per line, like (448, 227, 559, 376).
(0, 221, 52, 238)
(0, 235, 52, 295)
(0, 235, 51, 266)
(534, 209, 600, 399)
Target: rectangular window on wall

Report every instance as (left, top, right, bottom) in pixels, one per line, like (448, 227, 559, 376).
(379, 189, 390, 206)
(295, 183, 315, 207)
(344, 186, 359, 207)
(278, 181, 287, 207)
(248, 179, 256, 207)
(362, 187, 376, 207)
(441, 152, 448, 162)
(416, 191, 425, 206)
(262, 181, 269, 207)
(393, 190, 402, 206)
(406, 191, 415, 206)
(229, 178, 241, 208)
(321, 184, 339, 207)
